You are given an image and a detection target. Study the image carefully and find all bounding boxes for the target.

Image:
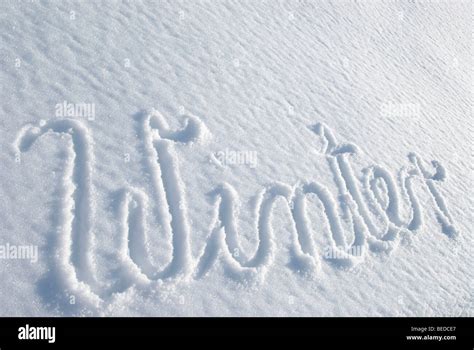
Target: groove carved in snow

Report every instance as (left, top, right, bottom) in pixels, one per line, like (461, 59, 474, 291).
(14, 110, 458, 310)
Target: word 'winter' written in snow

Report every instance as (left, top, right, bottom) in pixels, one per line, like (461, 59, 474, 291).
(13, 111, 458, 308)
(0, 243, 37, 263)
(18, 324, 55, 343)
(55, 100, 95, 120)
(215, 148, 258, 168)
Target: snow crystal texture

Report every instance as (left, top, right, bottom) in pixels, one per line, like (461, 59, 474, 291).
(0, 0, 472, 316)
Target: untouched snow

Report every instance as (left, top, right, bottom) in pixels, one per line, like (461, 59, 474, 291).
(0, 0, 472, 316)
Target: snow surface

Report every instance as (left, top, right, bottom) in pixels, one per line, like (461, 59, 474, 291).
(0, 0, 472, 316)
